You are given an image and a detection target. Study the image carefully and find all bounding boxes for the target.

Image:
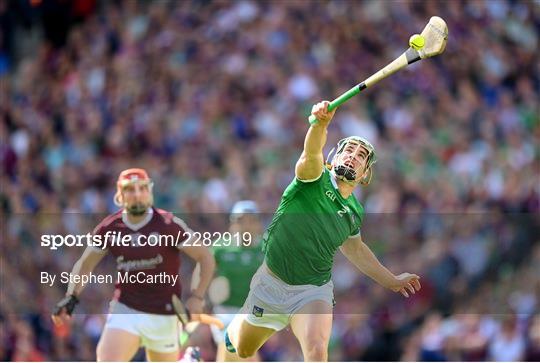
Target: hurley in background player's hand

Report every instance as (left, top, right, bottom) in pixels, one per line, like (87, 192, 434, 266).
(390, 273, 421, 298)
(51, 309, 71, 327)
(51, 294, 79, 326)
(186, 295, 204, 322)
(310, 100, 337, 127)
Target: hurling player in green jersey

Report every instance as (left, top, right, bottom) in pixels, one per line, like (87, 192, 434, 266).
(210, 201, 264, 362)
(225, 101, 421, 362)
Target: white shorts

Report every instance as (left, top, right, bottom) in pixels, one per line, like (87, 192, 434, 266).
(105, 301, 180, 353)
(234, 264, 334, 331)
(210, 305, 241, 344)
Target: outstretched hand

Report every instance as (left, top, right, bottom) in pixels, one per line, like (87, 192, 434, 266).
(390, 273, 421, 298)
(310, 101, 336, 127)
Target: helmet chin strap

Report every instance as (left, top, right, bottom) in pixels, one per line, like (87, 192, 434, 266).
(331, 162, 373, 187)
(334, 165, 356, 180)
(331, 166, 360, 187)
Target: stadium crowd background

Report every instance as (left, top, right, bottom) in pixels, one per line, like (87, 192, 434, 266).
(1, 0, 539, 361)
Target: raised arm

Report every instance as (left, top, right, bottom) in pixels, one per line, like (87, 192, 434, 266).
(340, 235, 421, 297)
(295, 101, 337, 181)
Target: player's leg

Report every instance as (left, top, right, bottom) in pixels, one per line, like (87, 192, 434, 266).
(211, 311, 261, 362)
(145, 349, 179, 362)
(97, 302, 144, 361)
(140, 313, 181, 362)
(216, 326, 262, 362)
(215, 343, 228, 362)
(96, 327, 141, 361)
(217, 341, 260, 362)
(226, 263, 292, 359)
(226, 315, 276, 359)
(290, 300, 333, 362)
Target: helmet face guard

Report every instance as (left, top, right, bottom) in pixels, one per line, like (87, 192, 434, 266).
(328, 136, 377, 185)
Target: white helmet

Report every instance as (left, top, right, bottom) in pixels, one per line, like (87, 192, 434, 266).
(230, 200, 259, 222)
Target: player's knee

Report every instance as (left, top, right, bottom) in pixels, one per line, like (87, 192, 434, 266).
(237, 350, 252, 359)
(236, 343, 257, 359)
(304, 340, 328, 361)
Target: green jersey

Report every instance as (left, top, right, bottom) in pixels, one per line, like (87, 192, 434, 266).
(212, 243, 264, 307)
(263, 168, 364, 286)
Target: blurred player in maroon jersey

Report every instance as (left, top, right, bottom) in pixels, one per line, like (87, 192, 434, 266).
(51, 168, 215, 361)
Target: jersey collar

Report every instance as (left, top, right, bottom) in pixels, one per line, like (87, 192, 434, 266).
(329, 170, 339, 190)
(330, 169, 357, 201)
(122, 207, 154, 231)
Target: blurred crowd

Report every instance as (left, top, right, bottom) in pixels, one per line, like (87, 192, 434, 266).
(1, 0, 539, 361)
